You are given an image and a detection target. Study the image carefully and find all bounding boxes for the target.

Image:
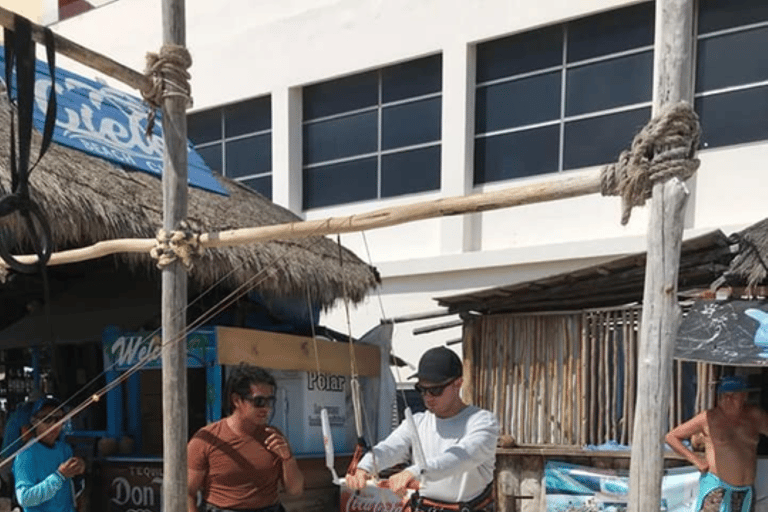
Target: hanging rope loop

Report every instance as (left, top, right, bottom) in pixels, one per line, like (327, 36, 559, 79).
(600, 102, 701, 225)
(141, 44, 193, 136)
(150, 220, 203, 270)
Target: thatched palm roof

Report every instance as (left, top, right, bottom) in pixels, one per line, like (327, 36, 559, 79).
(0, 98, 379, 308)
(723, 217, 768, 290)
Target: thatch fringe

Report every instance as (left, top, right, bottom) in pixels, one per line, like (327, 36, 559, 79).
(0, 98, 379, 308)
(726, 217, 768, 291)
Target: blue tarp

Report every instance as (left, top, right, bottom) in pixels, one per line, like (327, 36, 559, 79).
(546, 461, 700, 512)
(0, 47, 228, 196)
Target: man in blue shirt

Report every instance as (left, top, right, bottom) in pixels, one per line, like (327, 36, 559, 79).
(13, 398, 84, 512)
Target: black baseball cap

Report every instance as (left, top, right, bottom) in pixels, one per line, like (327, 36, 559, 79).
(410, 346, 463, 382)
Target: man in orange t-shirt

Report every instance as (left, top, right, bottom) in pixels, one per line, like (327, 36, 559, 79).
(187, 364, 303, 512)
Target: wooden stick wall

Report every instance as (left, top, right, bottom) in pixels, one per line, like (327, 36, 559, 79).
(467, 306, 717, 446)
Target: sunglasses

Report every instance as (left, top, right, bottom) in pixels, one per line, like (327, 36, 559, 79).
(243, 395, 276, 408)
(415, 379, 457, 397)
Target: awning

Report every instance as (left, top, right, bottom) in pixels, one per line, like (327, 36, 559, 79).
(0, 46, 227, 195)
(0, 278, 159, 350)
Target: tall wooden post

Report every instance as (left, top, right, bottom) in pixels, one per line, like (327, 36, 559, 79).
(161, 1, 189, 512)
(627, 2, 695, 512)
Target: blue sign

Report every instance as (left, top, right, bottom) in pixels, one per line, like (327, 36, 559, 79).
(102, 329, 214, 371)
(0, 47, 228, 195)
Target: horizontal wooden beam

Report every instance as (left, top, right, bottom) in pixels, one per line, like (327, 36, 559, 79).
(0, 172, 603, 270)
(0, 6, 151, 93)
(216, 326, 381, 377)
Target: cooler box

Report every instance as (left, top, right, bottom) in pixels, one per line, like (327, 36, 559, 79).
(271, 370, 357, 456)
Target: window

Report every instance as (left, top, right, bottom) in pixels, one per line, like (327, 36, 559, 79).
(695, 0, 768, 149)
(187, 96, 272, 199)
(475, 2, 654, 184)
(302, 55, 442, 209)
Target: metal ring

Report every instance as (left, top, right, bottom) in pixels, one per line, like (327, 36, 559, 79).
(0, 195, 52, 273)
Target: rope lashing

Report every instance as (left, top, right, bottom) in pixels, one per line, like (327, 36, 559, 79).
(600, 102, 701, 225)
(150, 220, 203, 270)
(141, 44, 193, 136)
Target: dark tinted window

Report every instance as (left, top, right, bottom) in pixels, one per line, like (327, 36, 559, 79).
(225, 96, 271, 137)
(476, 72, 561, 133)
(240, 175, 272, 198)
(303, 158, 378, 209)
(563, 107, 650, 170)
(196, 144, 222, 174)
(567, 2, 654, 62)
(698, 0, 768, 34)
(696, 28, 768, 92)
(381, 146, 441, 197)
(302, 56, 442, 208)
(696, 87, 768, 149)
(382, 55, 442, 103)
(566, 51, 653, 116)
(188, 109, 221, 145)
(476, 25, 563, 82)
(381, 98, 441, 150)
(226, 133, 272, 178)
(303, 71, 379, 119)
(303, 111, 378, 163)
(474, 126, 559, 184)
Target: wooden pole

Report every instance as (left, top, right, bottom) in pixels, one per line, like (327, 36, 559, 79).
(160, 1, 189, 512)
(627, 2, 695, 512)
(0, 171, 603, 270)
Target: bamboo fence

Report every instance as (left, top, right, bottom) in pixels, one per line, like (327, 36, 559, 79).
(467, 305, 719, 446)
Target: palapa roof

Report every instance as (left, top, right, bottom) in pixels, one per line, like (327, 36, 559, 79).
(0, 98, 379, 309)
(437, 230, 736, 315)
(721, 218, 768, 291)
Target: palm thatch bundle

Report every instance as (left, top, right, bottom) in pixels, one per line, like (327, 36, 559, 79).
(725, 217, 768, 291)
(0, 97, 379, 309)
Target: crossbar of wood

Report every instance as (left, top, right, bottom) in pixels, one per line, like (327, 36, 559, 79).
(0, 172, 602, 269)
(0, 6, 151, 93)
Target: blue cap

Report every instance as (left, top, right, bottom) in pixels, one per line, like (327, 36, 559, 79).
(717, 376, 749, 394)
(31, 397, 62, 417)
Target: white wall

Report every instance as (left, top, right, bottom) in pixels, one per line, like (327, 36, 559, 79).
(50, 0, 768, 381)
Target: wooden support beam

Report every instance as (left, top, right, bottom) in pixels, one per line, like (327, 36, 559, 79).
(0, 172, 603, 270)
(216, 326, 381, 377)
(160, 2, 189, 512)
(0, 6, 151, 93)
(627, 2, 695, 512)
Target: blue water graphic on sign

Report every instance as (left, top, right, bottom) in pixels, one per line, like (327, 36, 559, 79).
(0, 48, 228, 196)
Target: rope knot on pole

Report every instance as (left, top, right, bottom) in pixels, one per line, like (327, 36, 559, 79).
(141, 44, 193, 136)
(600, 102, 700, 225)
(150, 220, 203, 271)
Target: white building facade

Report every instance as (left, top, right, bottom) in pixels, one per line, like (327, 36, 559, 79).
(42, 0, 768, 376)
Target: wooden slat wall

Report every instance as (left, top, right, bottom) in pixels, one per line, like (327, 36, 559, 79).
(467, 306, 718, 446)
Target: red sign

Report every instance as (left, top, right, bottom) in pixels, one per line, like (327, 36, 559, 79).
(340, 484, 405, 512)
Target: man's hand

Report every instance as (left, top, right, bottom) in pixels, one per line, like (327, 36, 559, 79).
(264, 427, 293, 461)
(386, 469, 418, 498)
(58, 457, 85, 478)
(345, 468, 370, 490)
(695, 457, 709, 473)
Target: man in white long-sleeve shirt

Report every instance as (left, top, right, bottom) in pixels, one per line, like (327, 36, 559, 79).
(347, 346, 499, 512)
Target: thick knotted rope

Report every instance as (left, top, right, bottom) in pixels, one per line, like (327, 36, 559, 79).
(150, 221, 203, 270)
(600, 102, 701, 225)
(141, 44, 193, 136)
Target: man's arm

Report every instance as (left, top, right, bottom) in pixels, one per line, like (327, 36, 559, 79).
(14, 452, 84, 508)
(280, 455, 304, 496)
(187, 433, 208, 512)
(665, 411, 709, 472)
(187, 467, 206, 512)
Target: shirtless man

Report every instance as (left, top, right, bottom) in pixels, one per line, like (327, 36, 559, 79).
(665, 375, 768, 512)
